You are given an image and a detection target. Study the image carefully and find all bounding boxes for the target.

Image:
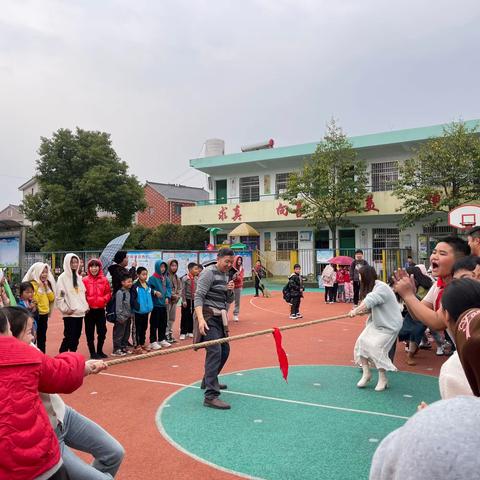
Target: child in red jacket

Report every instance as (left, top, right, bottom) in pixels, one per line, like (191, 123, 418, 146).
(83, 259, 112, 359)
(343, 266, 353, 303)
(336, 267, 346, 303)
(0, 306, 95, 480)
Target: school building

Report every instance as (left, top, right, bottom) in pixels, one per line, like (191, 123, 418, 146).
(181, 120, 479, 277)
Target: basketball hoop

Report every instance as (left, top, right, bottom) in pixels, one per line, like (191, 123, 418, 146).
(449, 205, 480, 230)
(461, 214, 476, 228)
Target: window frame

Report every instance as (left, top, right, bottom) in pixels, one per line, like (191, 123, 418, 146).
(372, 228, 400, 260)
(239, 176, 260, 203)
(276, 231, 298, 261)
(275, 172, 290, 198)
(370, 161, 399, 192)
(173, 203, 182, 216)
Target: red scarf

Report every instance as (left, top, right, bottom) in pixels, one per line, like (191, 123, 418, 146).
(435, 277, 447, 311)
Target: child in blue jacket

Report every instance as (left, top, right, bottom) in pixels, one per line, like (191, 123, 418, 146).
(147, 260, 172, 350)
(131, 267, 154, 353)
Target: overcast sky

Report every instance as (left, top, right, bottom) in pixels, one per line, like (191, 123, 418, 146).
(1, 0, 479, 206)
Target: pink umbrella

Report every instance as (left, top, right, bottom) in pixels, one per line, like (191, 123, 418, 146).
(327, 256, 354, 266)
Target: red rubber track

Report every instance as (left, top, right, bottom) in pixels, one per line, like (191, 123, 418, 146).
(43, 292, 445, 479)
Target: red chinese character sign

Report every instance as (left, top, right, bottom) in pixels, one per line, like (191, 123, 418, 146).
(364, 195, 379, 213)
(295, 201, 303, 218)
(276, 202, 289, 217)
(426, 192, 441, 208)
(232, 204, 242, 221)
(218, 206, 228, 221)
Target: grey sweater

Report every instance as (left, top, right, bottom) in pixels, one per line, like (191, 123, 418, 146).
(194, 265, 234, 311)
(115, 288, 132, 323)
(370, 396, 480, 479)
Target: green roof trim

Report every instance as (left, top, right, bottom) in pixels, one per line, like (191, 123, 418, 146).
(190, 119, 480, 169)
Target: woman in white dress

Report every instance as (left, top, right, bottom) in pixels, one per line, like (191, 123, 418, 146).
(349, 266, 403, 391)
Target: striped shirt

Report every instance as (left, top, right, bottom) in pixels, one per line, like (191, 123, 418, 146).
(194, 265, 234, 311)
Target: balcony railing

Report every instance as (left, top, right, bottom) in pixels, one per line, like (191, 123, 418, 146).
(195, 186, 394, 206)
(196, 194, 282, 206)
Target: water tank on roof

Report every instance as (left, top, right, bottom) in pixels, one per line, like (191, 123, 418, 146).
(205, 139, 225, 157)
(241, 139, 274, 152)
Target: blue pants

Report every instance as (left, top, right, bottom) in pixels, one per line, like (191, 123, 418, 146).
(56, 406, 124, 479)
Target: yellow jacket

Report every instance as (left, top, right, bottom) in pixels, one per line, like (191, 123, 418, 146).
(32, 280, 55, 315)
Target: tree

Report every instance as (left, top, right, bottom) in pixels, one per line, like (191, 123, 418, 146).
(142, 225, 208, 250)
(283, 119, 368, 250)
(393, 121, 480, 229)
(22, 128, 146, 250)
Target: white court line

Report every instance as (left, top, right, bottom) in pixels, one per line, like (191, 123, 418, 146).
(248, 298, 359, 328)
(101, 372, 409, 420)
(249, 297, 290, 317)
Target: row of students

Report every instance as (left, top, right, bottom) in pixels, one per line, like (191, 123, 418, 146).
(112, 260, 205, 356)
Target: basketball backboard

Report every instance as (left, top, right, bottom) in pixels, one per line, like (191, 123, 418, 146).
(448, 205, 480, 230)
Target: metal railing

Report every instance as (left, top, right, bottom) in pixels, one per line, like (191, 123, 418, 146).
(316, 248, 414, 282)
(196, 194, 285, 206)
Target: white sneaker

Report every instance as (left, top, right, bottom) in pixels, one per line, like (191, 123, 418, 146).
(179, 334, 186, 340)
(187, 333, 194, 338)
(233, 316, 239, 322)
(150, 342, 162, 351)
(295, 313, 303, 318)
(289, 314, 297, 319)
(111, 349, 126, 357)
(159, 340, 171, 348)
(436, 345, 444, 356)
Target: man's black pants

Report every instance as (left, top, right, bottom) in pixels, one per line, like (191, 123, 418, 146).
(202, 315, 230, 400)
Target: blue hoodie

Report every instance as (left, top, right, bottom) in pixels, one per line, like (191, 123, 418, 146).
(148, 260, 171, 308)
(132, 280, 154, 314)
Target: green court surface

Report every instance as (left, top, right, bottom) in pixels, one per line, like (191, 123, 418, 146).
(157, 365, 440, 480)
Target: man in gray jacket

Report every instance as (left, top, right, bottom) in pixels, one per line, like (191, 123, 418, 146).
(195, 248, 235, 409)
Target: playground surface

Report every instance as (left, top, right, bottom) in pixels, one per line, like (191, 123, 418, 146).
(45, 290, 445, 480)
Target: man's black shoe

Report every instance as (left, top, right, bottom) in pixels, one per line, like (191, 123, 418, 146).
(204, 398, 231, 410)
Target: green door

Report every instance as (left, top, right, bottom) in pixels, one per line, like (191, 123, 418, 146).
(339, 229, 355, 256)
(215, 180, 227, 204)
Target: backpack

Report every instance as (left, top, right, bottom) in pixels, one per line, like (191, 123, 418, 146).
(282, 283, 292, 303)
(106, 291, 126, 324)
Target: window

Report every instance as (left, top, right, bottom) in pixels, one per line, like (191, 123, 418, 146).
(173, 204, 182, 215)
(264, 232, 271, 252)
(239, 176, 260, 202)
(423, 225, 455, 235)
(372, 228, 399, 260)
(275, 173, 290, 198)
(276, 231, 298, 261)
(371, 162, 398, 192)
(148, 207, 155, 215)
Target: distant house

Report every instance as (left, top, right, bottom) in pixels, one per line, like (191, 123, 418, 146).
(0, 204, 26, 226)
(18, 177, 40, 200)
(136, 182, 209, 227)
